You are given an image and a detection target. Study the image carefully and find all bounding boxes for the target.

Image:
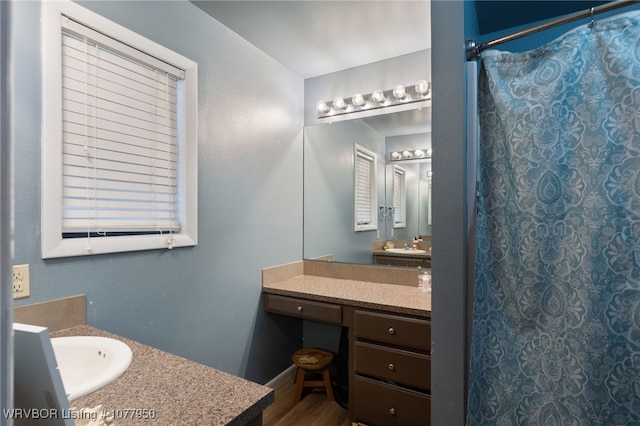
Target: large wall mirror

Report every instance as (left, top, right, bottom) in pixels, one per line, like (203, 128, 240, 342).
(304, 105, 432, 265)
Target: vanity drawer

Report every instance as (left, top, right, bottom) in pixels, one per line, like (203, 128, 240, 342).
(354, 376, 430, 426)
(355, 341, 430, 390)
(355, 310, 430, 351)
(264, 294, 342, 325)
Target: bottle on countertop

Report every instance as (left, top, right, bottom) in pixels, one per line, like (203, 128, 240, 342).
(418, 270, 432, 293)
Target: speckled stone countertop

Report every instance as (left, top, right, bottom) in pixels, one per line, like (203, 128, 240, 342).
(51, 325, 273, 425)
(372, 248, 431, 259)
(263, 275, 431, 318)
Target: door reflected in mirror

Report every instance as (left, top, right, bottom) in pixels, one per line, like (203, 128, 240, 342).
(304, 106, 431, 265)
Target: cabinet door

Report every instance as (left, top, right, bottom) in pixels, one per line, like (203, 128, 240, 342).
(373, 255, 406, 267)
(373, 255, 429, 268)
(354, 376, 430, 426)
(405, 258, 428, 268)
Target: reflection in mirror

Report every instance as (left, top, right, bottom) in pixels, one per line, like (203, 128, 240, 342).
(304, 106, 431, 265)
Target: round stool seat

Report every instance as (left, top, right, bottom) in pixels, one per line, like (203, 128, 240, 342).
(292, 348, 333, 371)
(292, 348, 335, 403)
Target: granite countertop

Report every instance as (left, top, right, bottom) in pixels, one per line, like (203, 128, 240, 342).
(372, 248, 432, 259)
(263, 275, 431, 318)
(51, 325, 273, 425)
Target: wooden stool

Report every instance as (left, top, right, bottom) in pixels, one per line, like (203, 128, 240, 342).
(292, 347, 335, 403)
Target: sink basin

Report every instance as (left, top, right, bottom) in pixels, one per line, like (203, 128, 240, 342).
(51, 336, 132, 401)
(385, 248, 427, 255)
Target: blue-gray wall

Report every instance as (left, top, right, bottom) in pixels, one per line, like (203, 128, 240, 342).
(0, 0, 13, 413)
(10, 0, 303, 384)
(431, 1, 467, 424)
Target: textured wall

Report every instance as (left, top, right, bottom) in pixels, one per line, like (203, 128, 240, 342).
(11, 0, 304, 384)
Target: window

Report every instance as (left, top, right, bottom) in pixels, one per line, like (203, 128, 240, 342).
(42, 1, 198, 258)
(392, 165, 406, 228)
(354, 144, 378, 232)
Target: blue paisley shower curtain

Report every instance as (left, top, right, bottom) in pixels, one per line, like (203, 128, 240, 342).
(467, 11, 640, 425)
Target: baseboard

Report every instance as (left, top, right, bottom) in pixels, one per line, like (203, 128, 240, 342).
(265, 364, 296, 389)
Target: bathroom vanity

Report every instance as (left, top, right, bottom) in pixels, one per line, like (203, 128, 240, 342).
(262, 271, 431, 426)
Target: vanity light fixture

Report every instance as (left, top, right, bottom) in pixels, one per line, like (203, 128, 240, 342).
(352, 93, 366, 107)
(392, 84, 406, 100)
(316, 79, 431, 118)
(389, 148, 432, 162)
(371, 89, 386, 104)
(317, 100, 331, 114)
(333, 97, 347, 110)
(415, 79, 430, 96)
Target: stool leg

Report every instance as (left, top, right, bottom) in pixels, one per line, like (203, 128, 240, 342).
(322, 368, 335, 401)
(294, 368, 306, 403)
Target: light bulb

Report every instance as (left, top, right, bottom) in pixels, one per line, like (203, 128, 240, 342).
(333, 97, 347, 110)
(371, 89, 386, 104)
(352, 93, 366, 107)
(317, 101, 330, 114)
(393, 84, 406, 100)
(427, 148, 433, 156)
(402, 150, 413, 159)
(427, 170, 433, 178)
(415, 79, 430, 96)
(391, 152, 402, 160)
(414, 149, 425, 158)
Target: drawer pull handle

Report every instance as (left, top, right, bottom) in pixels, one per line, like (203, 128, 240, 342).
(297, 306, 303, 312)
(389, 407, 396, 415)
(388, 363, 395, 371)
(388, 327, 396, 335)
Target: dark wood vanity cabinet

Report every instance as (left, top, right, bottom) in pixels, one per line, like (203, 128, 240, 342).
(263, 291, 431, 425)
(373, 253, 431, 268)
(352, 310, 431, 426)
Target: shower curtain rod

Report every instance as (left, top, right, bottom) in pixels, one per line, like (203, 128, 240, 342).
(466, 0, 639, 61)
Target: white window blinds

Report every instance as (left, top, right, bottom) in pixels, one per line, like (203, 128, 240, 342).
(393, 166, 406, 228)
(354, 145, 377, 231)
(61, 17, 183, 234)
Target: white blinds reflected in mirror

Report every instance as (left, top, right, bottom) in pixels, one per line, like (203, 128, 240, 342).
(392, 165, 406, 228)
(354, 144, 378, 232)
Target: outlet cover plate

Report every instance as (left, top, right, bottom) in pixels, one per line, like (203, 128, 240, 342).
(13, 264, 30, 299)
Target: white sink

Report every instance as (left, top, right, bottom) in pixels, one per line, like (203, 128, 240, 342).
(51, 336, 133, 401)
(385, 248, 427, 255)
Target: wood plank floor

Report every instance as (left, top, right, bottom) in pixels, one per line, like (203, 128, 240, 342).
(263, 380, 351, 426)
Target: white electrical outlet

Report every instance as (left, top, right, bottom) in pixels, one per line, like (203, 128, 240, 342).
(13, 264, 30, 299)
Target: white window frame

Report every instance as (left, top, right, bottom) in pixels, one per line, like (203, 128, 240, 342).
(42, 0, 198, 258)
(354, 144, 378, 232)
(392, 165, 407, 229)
